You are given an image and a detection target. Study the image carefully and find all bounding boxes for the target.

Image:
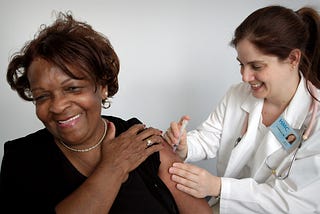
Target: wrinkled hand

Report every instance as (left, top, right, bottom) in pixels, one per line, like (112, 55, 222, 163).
(100, 121, 164, 182)
(163, 115, 190, 160)
(169, 162, 221, 198)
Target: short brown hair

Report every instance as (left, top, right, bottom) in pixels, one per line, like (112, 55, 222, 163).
(7, 12, 120, 101)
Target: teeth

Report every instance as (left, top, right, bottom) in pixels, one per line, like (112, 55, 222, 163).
(59, 114, 80, 124)
(251, 83, 262, 88)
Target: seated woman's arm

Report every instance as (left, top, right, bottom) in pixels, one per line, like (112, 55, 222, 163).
(158, 142, 212, 214)
(55, 123, 163, 213)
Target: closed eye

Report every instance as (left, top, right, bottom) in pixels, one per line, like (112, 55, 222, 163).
(33, 93, 50, 104)
(65, 86, 82, 93)
(251, 64, 264, 71)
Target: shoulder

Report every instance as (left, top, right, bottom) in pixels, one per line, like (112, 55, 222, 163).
(103, 115, 142, 125)
(103, 115, 142, 136)
(2, 129, 55, 170)
(4, 128, 53, 153)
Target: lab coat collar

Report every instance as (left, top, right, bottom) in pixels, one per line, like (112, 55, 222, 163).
(283, 75, 312, 129)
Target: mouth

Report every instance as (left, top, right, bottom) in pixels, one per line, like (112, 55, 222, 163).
(250, 82, 263, 90)
(57, 114, 81, 127)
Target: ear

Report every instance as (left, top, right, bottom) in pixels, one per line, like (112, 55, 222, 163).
(100, 85, 108, 100)
(288, 49, 301, 71)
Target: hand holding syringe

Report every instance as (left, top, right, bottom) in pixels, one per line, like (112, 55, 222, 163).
(173, 119, 189, 152)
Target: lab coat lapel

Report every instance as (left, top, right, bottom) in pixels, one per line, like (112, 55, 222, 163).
(224, 95, 263, 177)
(283, 76, 311, 128)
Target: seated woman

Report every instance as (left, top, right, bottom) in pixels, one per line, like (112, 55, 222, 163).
(0, 12, 211, 214)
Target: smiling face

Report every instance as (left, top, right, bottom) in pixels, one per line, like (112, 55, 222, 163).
(28, 57, 107, 147)
(236, 39, 300, 104)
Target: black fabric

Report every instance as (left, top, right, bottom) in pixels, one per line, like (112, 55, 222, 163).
(0, 116, 178, 214)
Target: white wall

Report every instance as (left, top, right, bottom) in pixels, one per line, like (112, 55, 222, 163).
(1, 0, 319, 171)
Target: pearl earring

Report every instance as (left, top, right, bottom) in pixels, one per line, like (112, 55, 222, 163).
(102, 92, 111, 109)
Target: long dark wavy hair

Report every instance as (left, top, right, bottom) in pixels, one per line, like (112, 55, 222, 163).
(231, 6, 320, 93)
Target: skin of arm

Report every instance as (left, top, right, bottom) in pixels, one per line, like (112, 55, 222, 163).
(55, 161, 126, 213)
(158, 141, 212, 214)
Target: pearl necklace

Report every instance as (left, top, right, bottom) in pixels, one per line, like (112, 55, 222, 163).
(59, 119, 107, 152)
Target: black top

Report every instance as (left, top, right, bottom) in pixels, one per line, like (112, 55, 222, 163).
(0, 116, 178, 214)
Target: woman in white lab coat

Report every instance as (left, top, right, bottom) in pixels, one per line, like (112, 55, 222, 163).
(164, 5, 320, 213)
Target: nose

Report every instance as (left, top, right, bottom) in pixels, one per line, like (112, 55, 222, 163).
(241, 67, 255, 82)
(49, 93, 70, 114)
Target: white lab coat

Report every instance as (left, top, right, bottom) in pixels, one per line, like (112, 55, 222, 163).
(186, 76, 320, 213)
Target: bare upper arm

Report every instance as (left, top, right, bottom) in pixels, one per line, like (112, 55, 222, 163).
(158, 142, 212, 214)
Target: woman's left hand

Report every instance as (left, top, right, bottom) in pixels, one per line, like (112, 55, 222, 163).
(169, 162, 221, 198)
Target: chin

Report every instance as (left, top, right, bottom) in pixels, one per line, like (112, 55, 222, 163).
(252, 91, 266, 99)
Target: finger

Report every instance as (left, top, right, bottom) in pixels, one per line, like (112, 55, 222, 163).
(164, 129, 177, 146)
(137, 127, 163, 141)
(172, 162, 202, 175)
(145, 142, 163, 154)
(145, 135, 165, 147)
(178, 115, 190, 125)
(130, 136, 163, 155)
(162, 132, 171, 144)
(169, 166, 199, 183)
(170, 121, 180, 138)
(171, 174, 198, 189)
(134, 143, 163, 165)
(104, 121, 116, 141)
(125, 123, 146, 135)
(176, 183, 201, 198)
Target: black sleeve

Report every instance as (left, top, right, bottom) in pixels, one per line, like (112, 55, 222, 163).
(0, 141, 56, 214)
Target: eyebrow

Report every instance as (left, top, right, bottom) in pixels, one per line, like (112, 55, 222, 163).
(236, 57, 266, 64)
(30, 77, 79, 92)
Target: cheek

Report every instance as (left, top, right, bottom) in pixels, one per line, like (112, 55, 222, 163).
(77, 93, 102, 111)
(35, 105, 48, 123)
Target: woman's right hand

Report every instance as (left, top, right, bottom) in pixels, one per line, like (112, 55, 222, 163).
(99, 121, 164, 182)
(164, 115, 190, 160)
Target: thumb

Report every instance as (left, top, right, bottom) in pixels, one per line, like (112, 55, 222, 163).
(179, 115, 190, 126)
(105, 121, 116, 141)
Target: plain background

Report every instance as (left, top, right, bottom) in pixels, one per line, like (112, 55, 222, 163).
(1, 0, 320, 172)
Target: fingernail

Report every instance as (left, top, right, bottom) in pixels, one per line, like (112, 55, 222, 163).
(169, 167, 173, 173)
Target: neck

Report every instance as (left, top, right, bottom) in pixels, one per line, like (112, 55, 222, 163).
(59, 119, 107, 153)
(264, 96, 291, 111)
(262, 76, 300, 126)
(266, 73, 300, 109)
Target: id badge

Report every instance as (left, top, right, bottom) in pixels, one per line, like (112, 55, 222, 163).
(269, 116, 300, 151)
